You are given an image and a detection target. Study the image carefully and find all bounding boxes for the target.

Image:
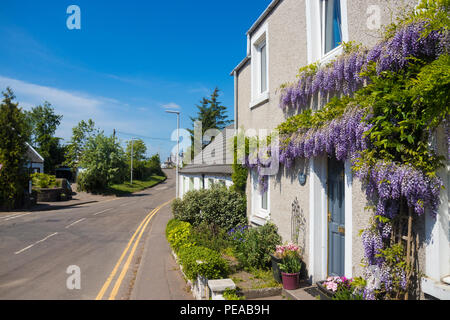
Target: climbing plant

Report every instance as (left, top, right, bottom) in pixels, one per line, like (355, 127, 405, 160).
(244, 0, 449, 300)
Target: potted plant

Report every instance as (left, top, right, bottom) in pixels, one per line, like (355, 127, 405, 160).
(277, 243, 302, 290)
(317, 276, 364, 300)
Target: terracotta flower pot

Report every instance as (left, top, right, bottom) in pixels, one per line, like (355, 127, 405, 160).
(281, 272, 300, 290)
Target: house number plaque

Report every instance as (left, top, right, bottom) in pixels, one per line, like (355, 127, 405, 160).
(298, 172, 307, 186)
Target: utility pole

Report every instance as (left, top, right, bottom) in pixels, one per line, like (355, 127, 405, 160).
(130, 138, 135, 185)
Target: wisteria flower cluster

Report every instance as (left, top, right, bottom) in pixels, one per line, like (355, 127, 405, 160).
(278, 108, 370, 166)
(281, 51, 367, 110)
(353, 159, 443, 216)
(361, 229, 384, 267)
(244, 107, 372, 193)
(280, 21, 446, 111)
(323, 276, 353, 293)
(362, 263, 407, 298)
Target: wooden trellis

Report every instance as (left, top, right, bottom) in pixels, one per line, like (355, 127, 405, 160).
(390, 204, 419, 300)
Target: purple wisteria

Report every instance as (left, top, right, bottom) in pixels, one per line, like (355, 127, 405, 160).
(362, 229, 384, 267)
(353, 160, 443, 217)
(280, 21, 446, 111)
(278, 108, 371, 166)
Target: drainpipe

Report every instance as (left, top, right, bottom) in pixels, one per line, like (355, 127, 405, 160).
(233, 70, 238, 133)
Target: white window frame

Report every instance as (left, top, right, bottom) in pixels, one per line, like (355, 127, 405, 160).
(250, 23, 270, 109)
(306, 0, 348, 65)
(250, 170, 270, 224)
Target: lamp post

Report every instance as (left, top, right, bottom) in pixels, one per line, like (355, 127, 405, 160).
(130, 138, 136, 185)
(165, 110, 180, 199)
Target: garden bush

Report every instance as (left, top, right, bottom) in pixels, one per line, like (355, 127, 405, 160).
(31, 173, 57, 188)
(165, 219, 196, 253)
(230, 222, 282, 270)
(171, 189, 207, 226)
(171, 186, 247, 231)
(177, 245, 229, 281)
(190, 222, 232, 253)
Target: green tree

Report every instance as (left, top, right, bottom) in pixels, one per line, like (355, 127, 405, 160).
(125, 139, 147, 162)
(0, 88, 30, 209)
(209, 87, 232, 131)
(145, 153, 164, 177)
(26, 102, 64, 174)
(77, 132, 127, 192)
(187, 87, 232, 160)
(64, 119, 98, 169)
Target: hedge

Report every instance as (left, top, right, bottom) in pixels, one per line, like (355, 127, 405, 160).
(171, 186, 247, 231)
(177, 245, 229, 281)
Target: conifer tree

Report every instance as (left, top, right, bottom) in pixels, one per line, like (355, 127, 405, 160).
(0, 88, 30, 209)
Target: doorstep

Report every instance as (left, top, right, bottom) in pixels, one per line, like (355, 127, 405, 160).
(282, 282, 329, 301)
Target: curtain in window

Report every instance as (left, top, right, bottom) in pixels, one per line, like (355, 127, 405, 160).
(324, 0, 342, 54)
(260, 43, 267, 93)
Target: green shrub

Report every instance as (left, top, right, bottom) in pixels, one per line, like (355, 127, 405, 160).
(177, 246, 229, 280)
(166, 219, 196, 253)
(172, 186, 247, 231)
(31, 173, 57, 188)
(77, 132, 127, 193)
(231, 222, 282, 270)
(190, 222, 232, 253)
(171, 189, 206, 226)
(223, 288, 245, 300)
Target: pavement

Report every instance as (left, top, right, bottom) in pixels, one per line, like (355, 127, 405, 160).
(0, 169, 191, 300)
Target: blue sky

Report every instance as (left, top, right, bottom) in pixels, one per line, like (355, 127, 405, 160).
(0, 0, 271, 161)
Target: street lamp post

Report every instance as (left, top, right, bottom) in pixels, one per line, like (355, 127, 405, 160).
(130, 138, 136, 185)
(165, 110, 180, 199)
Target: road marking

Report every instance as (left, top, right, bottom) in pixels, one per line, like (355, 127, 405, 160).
(0, 212, 26, 220)
(95, 199, 173, 300)
(108, 199, 172, 300)
(119, 202, 132, 207)
(2, 213, 33, 221)
(65, 218, 86, 229)
(93, 208, 113, 216)
(14, 232, 59, 255)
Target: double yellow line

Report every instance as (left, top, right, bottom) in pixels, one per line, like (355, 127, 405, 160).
(95, 199, 173, 300)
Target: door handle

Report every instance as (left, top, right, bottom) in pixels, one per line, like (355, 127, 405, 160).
(327, 211, 331, 223)
(338, 226, 345, 234)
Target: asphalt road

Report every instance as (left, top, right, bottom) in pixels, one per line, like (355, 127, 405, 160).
(0, 169, 178, 300)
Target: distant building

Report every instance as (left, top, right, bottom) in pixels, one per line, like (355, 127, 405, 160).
(179, 125, 234, 198)
(25, 143, 44, 174)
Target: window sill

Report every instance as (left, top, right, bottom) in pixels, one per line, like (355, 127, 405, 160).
(249, 92, 270, 109)
(250, 211, 270, 226)
(422, 277, 450, 300)
(319, 45, 344, 66)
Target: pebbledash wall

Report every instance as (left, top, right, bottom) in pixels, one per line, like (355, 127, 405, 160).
(231, 0, 449, 297)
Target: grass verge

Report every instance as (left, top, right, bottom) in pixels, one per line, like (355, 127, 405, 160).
(106, 175, 166, 196)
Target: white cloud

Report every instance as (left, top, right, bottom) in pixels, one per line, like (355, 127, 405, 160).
(0, 76, 119, 142)
(161, 102, 181, 110)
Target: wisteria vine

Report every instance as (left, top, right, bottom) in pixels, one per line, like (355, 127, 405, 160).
(243, 12, 449, 299)
(280, 21, 445, 111)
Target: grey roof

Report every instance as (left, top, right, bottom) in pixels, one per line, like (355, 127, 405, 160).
(26, 143, 44, 163)
(180, 164, 232, 175)
(180, 125, 234, 176)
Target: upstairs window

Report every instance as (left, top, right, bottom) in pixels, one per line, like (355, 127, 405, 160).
(306, 0, 347, 63)
(250, 23, 269, 108)
(259, 42, 267, 94)
(321, 0, 342, 55)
